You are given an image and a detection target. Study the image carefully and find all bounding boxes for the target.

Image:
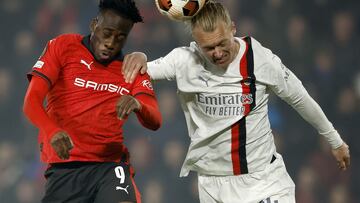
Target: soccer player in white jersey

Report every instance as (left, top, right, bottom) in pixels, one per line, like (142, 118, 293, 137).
(122, 1, 350, 202)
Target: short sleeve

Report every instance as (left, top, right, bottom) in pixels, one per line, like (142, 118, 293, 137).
(131, 73, 156, 97)
(27, 36, 65, 87)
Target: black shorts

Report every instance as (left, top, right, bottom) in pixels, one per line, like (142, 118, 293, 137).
(42, 162, 141, 203)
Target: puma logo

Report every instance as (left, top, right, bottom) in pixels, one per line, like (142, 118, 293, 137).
(80, 59, 94, 70)
(115, 185, 129, 194)
(198, 75, 210, 87)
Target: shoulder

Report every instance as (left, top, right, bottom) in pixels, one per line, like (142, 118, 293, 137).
(166, 42, 204, 65)
(54, 33, 83, 41)
(240, 36, 265, 53)
(170, 46, 195, 58)
(240, 36, 276, 67)
(133, 72, 153, 87)
(49, 33, 83, 48)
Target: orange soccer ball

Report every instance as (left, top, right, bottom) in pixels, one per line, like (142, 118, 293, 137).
(155, 0, 207, 21)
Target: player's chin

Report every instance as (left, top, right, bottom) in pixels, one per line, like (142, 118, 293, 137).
(95, 55, 112, 64)
(215, 60, 230, 68)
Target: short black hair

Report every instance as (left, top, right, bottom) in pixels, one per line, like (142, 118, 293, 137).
(99, 0, 143, 23)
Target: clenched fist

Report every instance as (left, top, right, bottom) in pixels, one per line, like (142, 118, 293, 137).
(116, 95, 142, 120)
(50, 131, 74, 160)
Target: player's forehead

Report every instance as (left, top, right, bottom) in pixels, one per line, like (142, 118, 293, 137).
(193, 22, 230, 47)
(97, 9, 133, 33)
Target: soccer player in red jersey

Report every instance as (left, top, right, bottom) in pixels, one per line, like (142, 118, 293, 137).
(23, 0, 161, 202)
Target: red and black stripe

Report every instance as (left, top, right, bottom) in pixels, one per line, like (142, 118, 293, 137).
(28, 70, 53, 88)
(231, 36, 256, 175)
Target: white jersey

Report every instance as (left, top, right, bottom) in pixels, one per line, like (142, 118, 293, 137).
(148, 37, 343, 177)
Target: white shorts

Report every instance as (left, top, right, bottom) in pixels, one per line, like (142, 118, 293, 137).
(198, 154, 295, 203)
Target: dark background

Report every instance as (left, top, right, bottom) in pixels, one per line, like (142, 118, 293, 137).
(0, 0, 359, 202)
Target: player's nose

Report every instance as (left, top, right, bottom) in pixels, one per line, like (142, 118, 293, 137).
(104, 37, 115, 50)
(213, 46, 223, 58)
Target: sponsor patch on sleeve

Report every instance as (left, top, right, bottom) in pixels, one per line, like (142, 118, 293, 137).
(33, 60, 44, 69)
(141, 79, 153, 90)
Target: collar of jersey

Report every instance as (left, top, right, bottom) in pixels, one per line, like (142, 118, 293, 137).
(81, 35, 124, 63)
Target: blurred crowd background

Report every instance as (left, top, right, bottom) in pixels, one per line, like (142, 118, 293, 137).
(0, 0, 359, 202)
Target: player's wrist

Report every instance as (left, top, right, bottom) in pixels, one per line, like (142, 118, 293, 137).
(47, 127, 64, 141)
(322, 130, 343, 149)
(134, 98, 142, 112)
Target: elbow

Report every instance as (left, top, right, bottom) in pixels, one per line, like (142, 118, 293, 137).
(147, 114, 162, 131)
(149, 117, 162, 131)
(23, 93, 39, 120)
(23, 98, 31, 118)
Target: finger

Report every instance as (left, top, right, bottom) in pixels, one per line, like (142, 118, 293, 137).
(122, 55, 129, 74)
(63, 147, 70, 159)
(126, 62, 141, 83)
(58, 135, 73, 159)
(51, 139, 62, 157)
(60, 138, 72, 159)
(55, 141, 67, 160)
(59, 140, 70, 160)
(58, 133, 73, 153)
(126, 102, 138, 115)
(344, 156, 350, 168)
(127, 98, 141, 114)
(64, 136, 74, 150)
(117, 96, 131, 119)
(123, 55, 134, 76)
(123, 57, 133, 83)
(51, 143, 63, 158)
(120, 97, 136, 119)
(338, 160, 346, 171)
(125, 64, 140, 83)
(140, 65, 148, 74)
(129, 68, 139, 83)
(116, 96, 128, 114)
(120, 100, 133, 119)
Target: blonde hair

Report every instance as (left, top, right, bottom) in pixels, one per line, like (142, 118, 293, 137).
(190, 0, 232, 32)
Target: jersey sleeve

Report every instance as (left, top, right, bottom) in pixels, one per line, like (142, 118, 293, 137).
(27, 36, 66, 87)
(131, 72, 156, 97)
(130, 73, 162, 130)
(259, 42, 343, 149)
(147, 49, 178, 81)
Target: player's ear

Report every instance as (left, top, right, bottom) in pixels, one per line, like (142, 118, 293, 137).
(231, 21, 236, 35)
(90, 17, 98, 33)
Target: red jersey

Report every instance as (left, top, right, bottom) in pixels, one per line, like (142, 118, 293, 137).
(28, 34, 158, 163)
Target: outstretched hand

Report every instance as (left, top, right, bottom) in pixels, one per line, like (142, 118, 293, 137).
(332, 142, 350, 171)
(116, 95, 142, 120)
(122, 52, 148, 83)
(50, 131, 74, 160)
